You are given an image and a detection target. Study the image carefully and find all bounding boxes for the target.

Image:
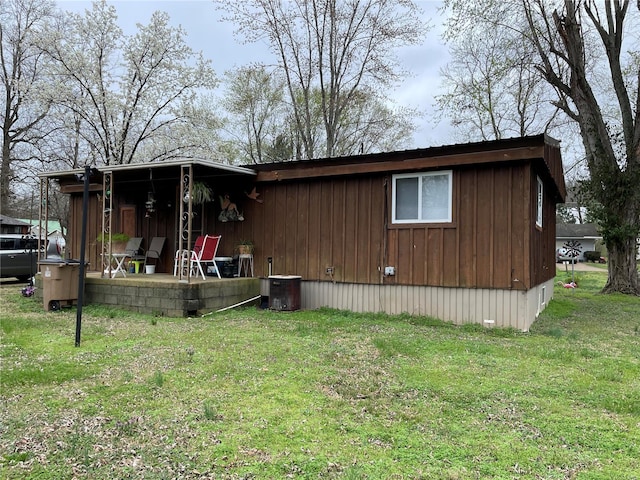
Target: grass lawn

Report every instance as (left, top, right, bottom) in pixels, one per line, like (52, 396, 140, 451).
(1, 271, 639, 479)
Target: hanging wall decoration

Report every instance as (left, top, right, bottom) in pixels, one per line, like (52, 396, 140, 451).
(245, 186, 263, 203)
(145, 191, 156, 217)
(218, 194, 244, 222)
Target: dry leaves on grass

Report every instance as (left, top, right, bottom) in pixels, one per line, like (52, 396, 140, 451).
(1, 404, 228, 479)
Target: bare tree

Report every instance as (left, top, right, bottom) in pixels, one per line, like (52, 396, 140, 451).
(222, 65, 289, 163)
(326, 87, 415, 156)
(441, 0, 639, 294)
(221, 62, 415, 163)
(216, 0, 424, 159)
(40, 0, 217, 166)
(0, 0, 56, 214)
(526, 0, 639, 294)
(437, 22, 561, 141)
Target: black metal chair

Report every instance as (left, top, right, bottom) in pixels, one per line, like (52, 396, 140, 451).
(144, 237, 166, 272)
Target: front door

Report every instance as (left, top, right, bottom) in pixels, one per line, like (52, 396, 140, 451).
(120, 206, 136, 238)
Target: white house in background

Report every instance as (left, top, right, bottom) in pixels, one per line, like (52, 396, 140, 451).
(556, 223, 601, 261)
(17, 218, 67, 254)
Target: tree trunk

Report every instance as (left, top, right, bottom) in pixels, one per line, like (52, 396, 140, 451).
(1, 130, 11, 214)
(553, 0, 640, 295)
(603, 237, 639, 295)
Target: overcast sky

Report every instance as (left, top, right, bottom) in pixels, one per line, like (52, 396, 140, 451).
(56, 0, 453, 150)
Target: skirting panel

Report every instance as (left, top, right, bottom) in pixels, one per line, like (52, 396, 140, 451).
(261, 278, 556, 331)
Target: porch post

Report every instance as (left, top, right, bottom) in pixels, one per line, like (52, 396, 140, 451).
(178, 165, 193, 282)
(100, 171, 113, 278)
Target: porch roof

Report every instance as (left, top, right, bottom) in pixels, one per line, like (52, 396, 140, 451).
(40, 158, 256, 186)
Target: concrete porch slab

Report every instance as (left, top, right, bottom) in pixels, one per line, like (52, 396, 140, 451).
(35, 272, 260, 317)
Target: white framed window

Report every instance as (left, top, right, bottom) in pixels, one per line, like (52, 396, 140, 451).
(392, 171, 453, 224)
(536, 176, 543, 228)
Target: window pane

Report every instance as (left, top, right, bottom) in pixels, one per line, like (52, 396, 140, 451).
(421, 174, 449, 221)
(536, 178, 543, 227)
(396, 177, 419, 220)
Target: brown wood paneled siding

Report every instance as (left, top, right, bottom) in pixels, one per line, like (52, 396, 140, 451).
(530, 164, 558, 286)
(249, 160, 539, 290)
(385, 162, 532, 290)
(220, 176, 385, 282)
(66, 185, 179, 275)
(67, 192, 104, 270)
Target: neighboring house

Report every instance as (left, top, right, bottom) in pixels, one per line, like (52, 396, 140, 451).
(17, 218, 66, 252)
(41, 134, 566, 331)
(0, 214, 31, 235)
(555, 223, 602, 261)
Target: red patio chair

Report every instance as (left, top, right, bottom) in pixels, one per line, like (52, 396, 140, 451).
(173, 235, 205, 276)
(192, 235, 205, 254)
(190, 235, 221, 280)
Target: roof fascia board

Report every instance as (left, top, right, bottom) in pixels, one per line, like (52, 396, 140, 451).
(255, 146, 545, 182)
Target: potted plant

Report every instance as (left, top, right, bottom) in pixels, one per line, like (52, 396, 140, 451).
(236, 240, 253, 255)
(189, 182, 214, 205)
(96, 232, 130, 253)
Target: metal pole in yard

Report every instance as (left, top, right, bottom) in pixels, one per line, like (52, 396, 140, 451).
(75, 165, 90, 347)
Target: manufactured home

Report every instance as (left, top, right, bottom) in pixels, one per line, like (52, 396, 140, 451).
(41, 134, 565, 330)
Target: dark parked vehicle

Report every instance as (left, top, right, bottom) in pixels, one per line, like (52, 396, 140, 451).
(0, 234, 62, 281)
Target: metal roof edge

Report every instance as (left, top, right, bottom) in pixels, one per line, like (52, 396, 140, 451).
(251, 133, 554, 171)
(39, 158, 256, 178)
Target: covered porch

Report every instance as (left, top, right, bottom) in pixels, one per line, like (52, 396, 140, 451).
(39, 159, 260, 283)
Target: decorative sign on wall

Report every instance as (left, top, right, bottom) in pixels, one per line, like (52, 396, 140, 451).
(245, 187, 263, 203)
(218, 194, 244, 222)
